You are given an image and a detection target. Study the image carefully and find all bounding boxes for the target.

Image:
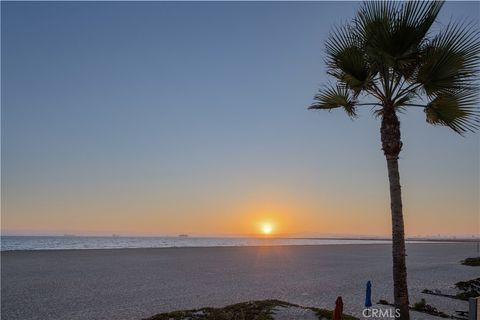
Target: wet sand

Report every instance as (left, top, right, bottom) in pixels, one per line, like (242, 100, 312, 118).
(1, 243, 478, 320)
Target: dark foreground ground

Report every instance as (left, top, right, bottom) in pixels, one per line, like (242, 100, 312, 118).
(1, 243, 478, 320)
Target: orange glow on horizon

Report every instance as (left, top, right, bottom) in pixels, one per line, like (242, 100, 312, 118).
(3, 185, 476, 237)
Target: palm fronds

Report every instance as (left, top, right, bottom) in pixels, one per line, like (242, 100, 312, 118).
(425, 89, 480, 134)
(309, 84, 358, 118)
(309, 0, 480, 135)
(325, 24, 371, 94)
(416, 21, 480, 96)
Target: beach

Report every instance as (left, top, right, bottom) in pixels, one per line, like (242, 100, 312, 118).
(1, 243, 478, 320)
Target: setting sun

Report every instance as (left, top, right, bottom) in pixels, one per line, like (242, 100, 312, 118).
(261, 223, 273, 235)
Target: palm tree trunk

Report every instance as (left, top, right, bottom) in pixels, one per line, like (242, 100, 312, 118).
(381, 104, 410, 320)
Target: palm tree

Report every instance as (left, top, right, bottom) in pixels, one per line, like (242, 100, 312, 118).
(309, 2, 479, 319)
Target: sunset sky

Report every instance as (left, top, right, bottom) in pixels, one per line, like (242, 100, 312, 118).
(2, 1, 479, 237)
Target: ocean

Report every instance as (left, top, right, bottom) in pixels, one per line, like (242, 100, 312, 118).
(0, 236, 394, 251)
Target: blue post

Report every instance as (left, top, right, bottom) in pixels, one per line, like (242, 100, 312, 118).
(365, 280, 372, 307)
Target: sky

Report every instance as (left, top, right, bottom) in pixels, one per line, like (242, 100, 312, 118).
(2, 1, 479, 237)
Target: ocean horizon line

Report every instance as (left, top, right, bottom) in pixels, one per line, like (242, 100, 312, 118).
(1, 234, 479, 241)
(2, 235, 479, 252)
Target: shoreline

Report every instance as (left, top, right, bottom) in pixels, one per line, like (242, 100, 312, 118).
(2, 237, 477, 253)
(3, 235, 478, 241)
(2, 242, 394, 253)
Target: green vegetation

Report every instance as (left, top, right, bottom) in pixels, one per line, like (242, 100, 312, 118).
(461, 257, 480, 266)
(455, 278, 480, 300)
(412, 298, 426, 311)
(411, 299, 448, 318)
(379, 298, 449, 318)
(422, 277, 480, 301)
(313, 308, 358, 320)
(142, 299, 358, 320)
(143, 300, 283, 320)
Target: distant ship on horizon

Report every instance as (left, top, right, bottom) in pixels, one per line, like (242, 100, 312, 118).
(178, 234, 188, 238)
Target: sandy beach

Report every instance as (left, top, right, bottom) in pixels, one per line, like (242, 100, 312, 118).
(1, 243, 478, 320)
